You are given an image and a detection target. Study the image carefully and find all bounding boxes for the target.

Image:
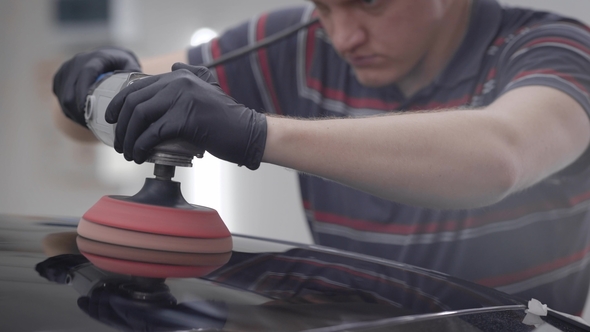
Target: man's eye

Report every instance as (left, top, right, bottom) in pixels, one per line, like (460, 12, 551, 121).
(360, 0, 383, 9)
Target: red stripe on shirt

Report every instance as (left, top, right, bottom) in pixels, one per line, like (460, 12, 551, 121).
(522, 37, 590, 57)
(306, 78, 402, 110)
(409, 95, 471, 110)
(493, 37, 506, 47)
(211, 38, 230, 94)
(477, 243, 590, 287)
(312, 210, 460, 234)
(487, 68, 497, 81)
(474, 84, 484, 95)
(512, 68, 589, 94)
(256, 14, 284, 115)
(305, 190, 590, 235)
(570, 190, 590, 205)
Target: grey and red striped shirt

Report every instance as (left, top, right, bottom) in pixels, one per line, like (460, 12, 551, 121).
(188, 0, 590, 314)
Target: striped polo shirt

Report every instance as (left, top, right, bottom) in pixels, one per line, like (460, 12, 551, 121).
(188, 0, 590, 314)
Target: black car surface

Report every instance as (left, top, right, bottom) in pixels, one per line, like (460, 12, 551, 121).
(1, 214, 589, 331)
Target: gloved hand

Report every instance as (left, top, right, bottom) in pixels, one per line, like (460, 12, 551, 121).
(52, 47, 141, 127)
(105, 63, 267, 170)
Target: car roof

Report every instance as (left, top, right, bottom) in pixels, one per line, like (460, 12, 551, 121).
(1, 214, 588, 331)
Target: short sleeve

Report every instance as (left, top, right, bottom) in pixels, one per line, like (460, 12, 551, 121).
(495, 21, 590, 175)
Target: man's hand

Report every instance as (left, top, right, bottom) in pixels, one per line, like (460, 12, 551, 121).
(52, 47, 141, 127)
(105, 63, 267, 170)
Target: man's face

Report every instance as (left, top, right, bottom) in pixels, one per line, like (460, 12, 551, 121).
(312, 0, 452, 88)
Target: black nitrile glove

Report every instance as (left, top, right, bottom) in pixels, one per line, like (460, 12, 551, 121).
(53, 47, 141, 127)
(105, 63, 267, 170)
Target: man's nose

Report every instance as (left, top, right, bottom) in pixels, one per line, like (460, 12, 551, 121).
(328, 12, 366, 54)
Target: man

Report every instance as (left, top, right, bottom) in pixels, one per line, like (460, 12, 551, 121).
(53, 0, 590, 314)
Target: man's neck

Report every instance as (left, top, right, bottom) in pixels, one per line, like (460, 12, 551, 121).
(397, 0, 473, 98)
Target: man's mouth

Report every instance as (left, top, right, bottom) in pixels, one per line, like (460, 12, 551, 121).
(347, 55, 380, 67)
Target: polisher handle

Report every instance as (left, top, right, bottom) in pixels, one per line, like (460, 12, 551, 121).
(85, 72, 205, 165)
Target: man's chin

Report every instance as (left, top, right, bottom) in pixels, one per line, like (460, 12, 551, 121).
(353, 70, 397, 88)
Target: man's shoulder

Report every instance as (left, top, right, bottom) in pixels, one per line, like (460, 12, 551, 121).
(498, 5, 590, 39)
(483, 5, 590, 68)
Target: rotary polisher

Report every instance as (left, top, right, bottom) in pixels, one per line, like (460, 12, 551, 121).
(77, 71, 232, 277)
(75, 17, 319, 277)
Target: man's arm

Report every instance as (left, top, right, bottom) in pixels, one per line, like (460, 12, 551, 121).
(51, 50, 187, 142)
(263, 85, 590, 209)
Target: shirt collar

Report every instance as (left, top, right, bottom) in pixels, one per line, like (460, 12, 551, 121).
(434, 0, 503, 87)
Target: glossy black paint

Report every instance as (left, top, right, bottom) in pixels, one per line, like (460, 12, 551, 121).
(0, 214, 588, 331)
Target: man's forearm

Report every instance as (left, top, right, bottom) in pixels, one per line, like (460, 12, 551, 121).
(263, 111, 518, 209)
(262, 87, 590, 209)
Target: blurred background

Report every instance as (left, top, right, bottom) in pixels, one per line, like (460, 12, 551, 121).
(1, 0, 590, 239)
(0, 0, 589, 316)
(0, 0, 311, 243)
